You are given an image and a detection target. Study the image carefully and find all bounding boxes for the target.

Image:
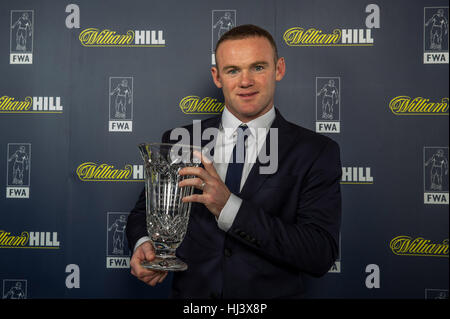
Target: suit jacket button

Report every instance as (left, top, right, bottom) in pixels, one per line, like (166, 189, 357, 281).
(224, 248, 232, 257)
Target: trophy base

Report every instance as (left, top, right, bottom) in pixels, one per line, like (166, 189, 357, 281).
(141, 256, 188, 272)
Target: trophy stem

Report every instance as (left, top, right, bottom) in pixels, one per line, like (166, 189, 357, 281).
(154, 247, 176, 259)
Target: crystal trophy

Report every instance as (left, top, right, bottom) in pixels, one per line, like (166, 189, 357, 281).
(138, 143, 200, 271)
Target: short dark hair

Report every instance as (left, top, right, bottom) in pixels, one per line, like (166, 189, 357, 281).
(215, 24, 279, 65)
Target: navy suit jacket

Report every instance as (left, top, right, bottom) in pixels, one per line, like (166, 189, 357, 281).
(126, 108, 342, 299)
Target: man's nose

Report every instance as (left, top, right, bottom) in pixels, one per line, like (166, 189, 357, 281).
(239, 70, 254, 88)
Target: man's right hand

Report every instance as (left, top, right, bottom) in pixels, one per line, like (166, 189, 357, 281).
(130, 241, 168, 286)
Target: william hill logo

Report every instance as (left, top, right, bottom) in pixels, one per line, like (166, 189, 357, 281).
(341, 167, 373, 184)
(0, 96, 63, 113)
(283, 27, 374, 46)
(0, 230, 60, 249)
(389, 96, 449, 115)
(390, 236, 448, 257)
(79, 28, 165, 47)
(76, 162, 144, 182)
(179, 96, 224, 114)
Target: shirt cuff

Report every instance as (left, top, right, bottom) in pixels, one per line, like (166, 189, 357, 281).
(133, 236, 151, 253)
(217, 193, 243, 232)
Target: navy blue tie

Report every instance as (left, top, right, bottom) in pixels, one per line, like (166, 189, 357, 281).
(225, 124, 248, 194)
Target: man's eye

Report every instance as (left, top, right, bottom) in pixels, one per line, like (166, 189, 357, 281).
(254, 65, 264, 71)
(228, 69, 238, 74)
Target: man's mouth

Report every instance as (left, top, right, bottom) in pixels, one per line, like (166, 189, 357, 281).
(238, 92, 258, 98)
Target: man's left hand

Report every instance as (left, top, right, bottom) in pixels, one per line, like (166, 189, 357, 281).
(178, 151, 230, 218)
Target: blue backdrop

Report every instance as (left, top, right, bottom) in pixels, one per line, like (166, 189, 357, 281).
(0, 0, 448, 299)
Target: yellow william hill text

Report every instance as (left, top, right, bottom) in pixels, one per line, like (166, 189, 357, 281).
(79, 28, 165, 47)
(0, 230, 60, 249)
(76, 162, 144, 181)
(389, 96, 449, 115)
(0, 96, 63, 113)
(390, 236, 449, 257)
(179, 96, 225, 114)
(283, 27, 374, 46)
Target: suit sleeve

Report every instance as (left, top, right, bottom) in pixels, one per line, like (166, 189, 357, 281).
(228, 139, 342, 277)
(126, 130, 172, 251)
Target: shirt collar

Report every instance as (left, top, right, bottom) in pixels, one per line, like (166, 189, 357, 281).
(221, 106, 276, 139)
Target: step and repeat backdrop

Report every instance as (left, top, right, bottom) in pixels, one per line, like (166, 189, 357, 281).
(0, 0, 448, 299)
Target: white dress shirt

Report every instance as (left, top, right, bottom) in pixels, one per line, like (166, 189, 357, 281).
(215, 106, 276, 231)
(133, 106, 276, 251)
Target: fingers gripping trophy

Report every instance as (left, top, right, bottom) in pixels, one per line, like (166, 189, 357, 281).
(138, 143, 201, 271)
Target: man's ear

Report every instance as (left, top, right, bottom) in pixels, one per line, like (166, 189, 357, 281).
(275, 57, 286, 82)
(211, 66, 223, 88)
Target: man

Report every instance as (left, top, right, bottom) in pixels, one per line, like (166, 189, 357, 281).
(126, 24, 342, 298)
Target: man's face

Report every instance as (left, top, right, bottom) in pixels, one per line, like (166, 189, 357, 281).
(211, 36, 285, 123)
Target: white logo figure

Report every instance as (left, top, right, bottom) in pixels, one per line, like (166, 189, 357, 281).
(425, 149, 449, 191)
(8, 145, 29, 185)
(213, 12, 234, 39)
(110, 79, 132, 119)
(435, 291, 449, 299)
(11, 12, 32, 51)
(108, 215, 127, 255)
(211, 10, 236, 65)
(425, 289, 449, 299)
(3, 281, 25, 299)
(425, 9, 448, 50)
(317, 79, 339, 120)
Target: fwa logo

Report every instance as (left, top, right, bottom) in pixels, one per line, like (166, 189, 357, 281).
(106, 212, 130, 269)
(424, 147, 449, 204)
(211, 10, 236, 65)
(10, 10, 33, 64)
(6, 143, 31, 198)
(424, 7, 449, 64)
(109, 77, 133, 132)
(316, 77, 341, 133)
(425, 289, 449, 299)
(2, 280, 27, 299)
